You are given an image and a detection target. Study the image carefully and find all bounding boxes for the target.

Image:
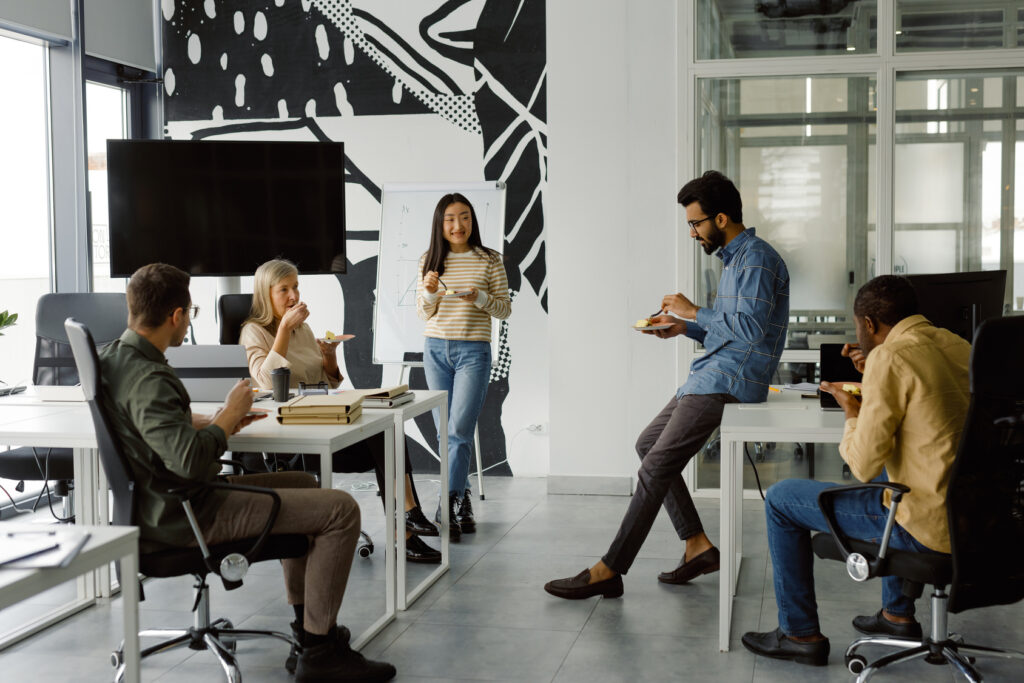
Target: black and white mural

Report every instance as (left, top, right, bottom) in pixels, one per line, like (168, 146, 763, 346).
(161, 0, 548, 477)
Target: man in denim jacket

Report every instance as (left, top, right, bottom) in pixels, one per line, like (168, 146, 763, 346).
(545, 170, 790, 600)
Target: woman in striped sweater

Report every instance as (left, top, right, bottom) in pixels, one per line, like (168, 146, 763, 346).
(417, 193, 512, 540)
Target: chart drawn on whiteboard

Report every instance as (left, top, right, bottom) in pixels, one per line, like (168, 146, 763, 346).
(373, 182, 506, 366)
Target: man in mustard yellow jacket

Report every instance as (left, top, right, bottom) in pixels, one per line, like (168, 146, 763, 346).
(742, 275, 971, 666)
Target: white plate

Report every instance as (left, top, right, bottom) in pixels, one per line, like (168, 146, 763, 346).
(633, 323, 673, 331)
(317, 334, 355, 343)
(441, 290, 472, 298)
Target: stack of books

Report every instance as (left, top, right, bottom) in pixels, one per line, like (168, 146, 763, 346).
(277, 393, 363, 424)
(356, 384, 415, 408)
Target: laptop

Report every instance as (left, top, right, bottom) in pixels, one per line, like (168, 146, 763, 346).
(818, 343, 861, 411)
(164, 344, 251, 402)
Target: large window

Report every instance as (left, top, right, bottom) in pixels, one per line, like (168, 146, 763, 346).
(688, 0, 1024, 494)
(87, 80, 129, 293)
(0, 35, 51, 389)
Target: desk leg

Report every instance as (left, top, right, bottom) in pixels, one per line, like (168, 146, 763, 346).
(396, 417, 407, 610)
(719, 436, 742, 653)
(95, 451, 114, 598)
(439, 400, 449, 566)
(72, 447, 97, 603)
(121, 550, 141, 683)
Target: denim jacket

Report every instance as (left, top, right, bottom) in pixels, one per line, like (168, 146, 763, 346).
(678, 228, 790, 403)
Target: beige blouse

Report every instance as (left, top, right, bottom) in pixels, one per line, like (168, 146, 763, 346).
(239, 321, 340, 391)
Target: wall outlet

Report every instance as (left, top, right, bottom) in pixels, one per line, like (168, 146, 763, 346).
(527, 422, 548, 434)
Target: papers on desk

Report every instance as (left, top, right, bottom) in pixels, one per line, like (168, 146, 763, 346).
(0, 528, 91, 568)
(361, 391, 415, 408)
(781, 382, 820, 393)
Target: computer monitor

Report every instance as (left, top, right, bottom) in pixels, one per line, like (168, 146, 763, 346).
(906, 270, 1006, 342)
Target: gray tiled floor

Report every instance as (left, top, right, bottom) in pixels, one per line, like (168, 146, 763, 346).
(2, 475, 1023, 681)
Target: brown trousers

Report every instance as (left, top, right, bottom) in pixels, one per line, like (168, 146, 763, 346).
(200, 471, 360, 635)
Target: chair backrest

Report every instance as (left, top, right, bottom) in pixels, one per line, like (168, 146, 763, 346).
(64, 318, 136, 528)
(218, 294, 254, 345)
(34, 293, 128, 386)
(947, 315, 1024, 613)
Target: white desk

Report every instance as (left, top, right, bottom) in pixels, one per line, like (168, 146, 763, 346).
(364, 390, 449, 610)
(717, 398, 846, 651)
(0, 523, 140, 683)
(0, 397, 399, 652)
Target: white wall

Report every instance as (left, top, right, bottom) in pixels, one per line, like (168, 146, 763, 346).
(547, 0, 684, 492)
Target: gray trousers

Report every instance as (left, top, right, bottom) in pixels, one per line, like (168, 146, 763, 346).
(602, 393, 737, 575)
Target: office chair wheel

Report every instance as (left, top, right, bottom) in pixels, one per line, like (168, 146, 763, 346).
(357, 533, 374, 558)
(845, 653, 867, 674)
(110, 648, 123, 668)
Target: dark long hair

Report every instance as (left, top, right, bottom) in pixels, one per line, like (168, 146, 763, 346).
(421, 193, 500, 277)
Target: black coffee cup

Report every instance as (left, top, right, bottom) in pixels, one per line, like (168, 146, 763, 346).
(270, 367, 291, 402)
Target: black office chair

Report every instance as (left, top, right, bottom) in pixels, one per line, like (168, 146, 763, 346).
(64, 318, 310, 682)
(811, 316, 1024, 681)
(0, 293, 127, 521)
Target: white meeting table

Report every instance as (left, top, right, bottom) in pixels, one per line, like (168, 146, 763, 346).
(717, 394, 846, 652)
(0, 393, 399, 652)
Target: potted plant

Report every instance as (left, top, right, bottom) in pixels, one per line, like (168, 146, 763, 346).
(0, 310, 17, 335)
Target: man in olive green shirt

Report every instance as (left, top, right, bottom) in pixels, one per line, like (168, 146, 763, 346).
(742, 275, 971, 667)
(100, 263, 394, 682)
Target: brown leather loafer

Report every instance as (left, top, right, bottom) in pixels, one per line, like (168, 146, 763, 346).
(657, 547, 721, 584)
(853, 610, 922, 639)
(741, 628, 829, 666)
(544, 569, 623, 600)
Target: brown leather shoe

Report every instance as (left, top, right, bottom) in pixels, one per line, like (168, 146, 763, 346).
(544, 568, 623, 600)
(657, 547, 721, 584)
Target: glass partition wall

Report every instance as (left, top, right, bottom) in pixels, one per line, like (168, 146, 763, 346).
(687, 0, 1024, 493)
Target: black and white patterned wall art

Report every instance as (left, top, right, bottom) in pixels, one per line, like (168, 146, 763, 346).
(161, 0, 548, 477)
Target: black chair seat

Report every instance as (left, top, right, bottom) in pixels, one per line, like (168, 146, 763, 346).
(0, 447, 74, 480)
(141, 534, 309, 578)
(812, 532, 952, 587)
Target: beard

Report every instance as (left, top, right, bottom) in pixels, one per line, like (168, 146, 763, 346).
(696, 228, 726, 255)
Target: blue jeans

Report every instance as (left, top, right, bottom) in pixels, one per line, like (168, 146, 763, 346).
(765, 477, 943, 637)
(423, 338, 491, 496)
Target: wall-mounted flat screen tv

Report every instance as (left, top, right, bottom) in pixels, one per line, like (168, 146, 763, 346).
(106, 139, 345, 277)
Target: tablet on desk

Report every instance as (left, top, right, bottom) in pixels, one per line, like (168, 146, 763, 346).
(819, 343, 860, 411)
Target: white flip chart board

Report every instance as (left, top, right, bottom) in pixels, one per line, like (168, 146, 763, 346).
(373, 181, 506, 365)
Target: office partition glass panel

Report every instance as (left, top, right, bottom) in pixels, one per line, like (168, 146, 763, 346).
(695, 75, 876, 350)
(893, 70, 1023, 311)
(0, 35, 50, 391)
(895, 1, 1024, 52)
(87, 81, 128, 293)
(696, 0, 877, 59)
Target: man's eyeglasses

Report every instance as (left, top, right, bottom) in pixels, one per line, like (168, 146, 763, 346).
(188, 305, 200, 319)
(687, 216, 714, 230)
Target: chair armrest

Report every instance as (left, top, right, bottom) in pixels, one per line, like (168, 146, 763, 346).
(169, 481, 282, 579)
(817, 482, 911, 579)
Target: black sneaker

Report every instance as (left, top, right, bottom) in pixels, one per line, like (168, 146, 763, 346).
(295, 625, 395, 682)
(457, 491, 476, 533)
(434, 493, 462, 542)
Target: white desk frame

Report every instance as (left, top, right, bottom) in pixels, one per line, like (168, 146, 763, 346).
(200, 404, 398, 651)
(0, 395, 399, 652)
(0, 524, 140, 683)
(718, 399, 845, 652)
(364, 390, 449, 610)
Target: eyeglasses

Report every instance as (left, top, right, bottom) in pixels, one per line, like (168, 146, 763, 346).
(188, 305, 200, 319)
(687, 216, 714, 230)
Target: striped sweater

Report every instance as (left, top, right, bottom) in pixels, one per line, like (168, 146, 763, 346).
(417, 249, 511, 341)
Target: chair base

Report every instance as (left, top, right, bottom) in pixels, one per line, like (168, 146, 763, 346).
(112, 583, 298, 683)
(845, 587, 1024, 682)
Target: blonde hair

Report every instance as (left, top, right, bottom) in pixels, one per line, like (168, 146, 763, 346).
(244, 259, 299, 331)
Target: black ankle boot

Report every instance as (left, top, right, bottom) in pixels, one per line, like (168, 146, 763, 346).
(435, 493, 462, 542)
(457, 491, 476, 533)
(286, 620, 303, 674)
